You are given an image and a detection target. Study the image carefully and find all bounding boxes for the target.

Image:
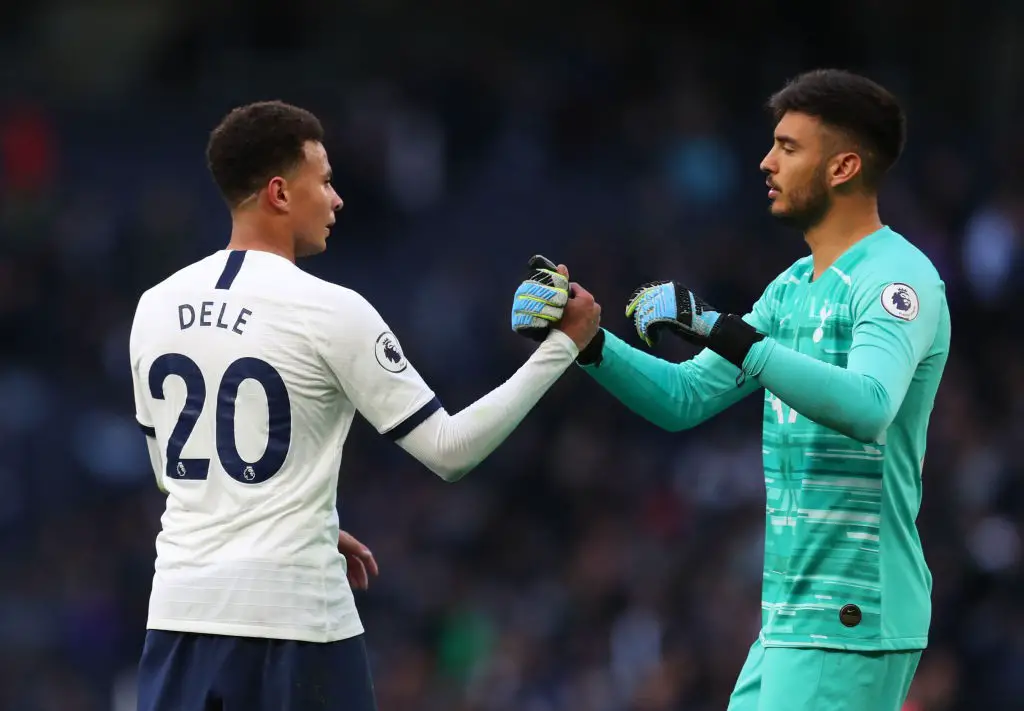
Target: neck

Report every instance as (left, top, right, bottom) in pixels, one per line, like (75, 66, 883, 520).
(804, 195, 882, 279)
(225, 211, 295, 263)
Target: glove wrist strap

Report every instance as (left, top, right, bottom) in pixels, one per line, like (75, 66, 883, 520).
(708, 315, 764, 369)
(576, 329, 605, 366)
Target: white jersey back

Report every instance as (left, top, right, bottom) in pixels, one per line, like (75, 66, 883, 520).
(130, 249, 438, 643)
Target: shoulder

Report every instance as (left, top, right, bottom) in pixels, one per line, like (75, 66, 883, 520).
(307, 281, 413, 378)
(302, 275, 381, 325)
(297, 278, 396, 365)
(131, 254, 221, 322)
(852, 229, 945, 322)
(134, 253, 226, 308)
(856, 228, 942, 284)
(131, 269, 185, 340)
(222, 256, 385, 327)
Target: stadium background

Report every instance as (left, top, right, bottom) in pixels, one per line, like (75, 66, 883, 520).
(0, 1, 1021, 709)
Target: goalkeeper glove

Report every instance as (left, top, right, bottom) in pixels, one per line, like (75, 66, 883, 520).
(625, 281, 764, 368)
(511, 255, 571, 342)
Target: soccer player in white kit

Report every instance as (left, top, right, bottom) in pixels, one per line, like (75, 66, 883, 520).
(130, 100, 601, 711)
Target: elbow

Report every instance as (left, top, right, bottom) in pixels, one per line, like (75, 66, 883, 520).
(659, 417, 693, 433)
(824, 377, 897, 444)
(840, 407, 894, 444)
(800, 403, 891, 444)
(661, 408, 704, 432)
(427, 458, 477, 483)
(846, 420, 888, 444)
(848, 383, 898, 443)
(636, 408, 694, 433)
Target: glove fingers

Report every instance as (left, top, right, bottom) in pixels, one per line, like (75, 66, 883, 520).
(516, 281, 569, 307)
(632, 310, 652, 345)
(626, 281, 673, 317)
(627, 289, 653, 340)
(625, 291, 643, 318)
(625, 279, 724, 349)
(512, 292, 566, 337)
(512, 315, 561, 331)
(513, 302, 564, 321)
(628, 282, 678, 344)
(511, 259, 569, 341)
(530, 268, 570, 292)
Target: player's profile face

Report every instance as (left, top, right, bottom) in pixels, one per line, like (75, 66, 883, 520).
(289, 141, 343, 257)
(760, 111, 832, 231)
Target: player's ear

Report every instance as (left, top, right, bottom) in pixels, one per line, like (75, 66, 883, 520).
(829, 152, 861, 189)
(266, 176, 290, 212)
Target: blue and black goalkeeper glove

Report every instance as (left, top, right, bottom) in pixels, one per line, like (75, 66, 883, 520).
(625, 281, 764, 368)
(511, 255, 571, 342)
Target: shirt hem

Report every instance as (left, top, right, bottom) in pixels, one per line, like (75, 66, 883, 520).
(146, 617, 365, 644)
(761, 633, 927, 651)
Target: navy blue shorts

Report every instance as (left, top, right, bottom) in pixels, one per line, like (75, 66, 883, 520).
(136, 630, 377, 711)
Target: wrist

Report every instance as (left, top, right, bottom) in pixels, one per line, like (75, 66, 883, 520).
(707, 314, 764, 368)
(575, 328, 606, 366)
(544, 327, 580, 359)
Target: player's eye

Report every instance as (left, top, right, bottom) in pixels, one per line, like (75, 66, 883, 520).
(774, 139, 797, 155)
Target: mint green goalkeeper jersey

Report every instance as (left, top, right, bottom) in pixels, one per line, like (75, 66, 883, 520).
(583, 226, 950, 651)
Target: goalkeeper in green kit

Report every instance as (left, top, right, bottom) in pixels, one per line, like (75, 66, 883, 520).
(510, 69, 950, 711)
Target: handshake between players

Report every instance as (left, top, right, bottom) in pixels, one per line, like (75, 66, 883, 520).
(510, 255, 603, 352)
(512, 253, 764, 370)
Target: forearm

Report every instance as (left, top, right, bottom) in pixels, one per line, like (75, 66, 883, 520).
(580, 330, 756, 431)
(743, 339, 895, 443)
(396, 329, 578, 481)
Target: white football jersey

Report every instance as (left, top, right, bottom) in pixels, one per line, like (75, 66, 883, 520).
(130, 249, 439, 643)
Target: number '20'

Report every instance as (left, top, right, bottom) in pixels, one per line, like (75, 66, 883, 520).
(148, 353, 291, 484)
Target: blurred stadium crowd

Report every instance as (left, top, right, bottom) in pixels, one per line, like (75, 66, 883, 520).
(2, 1, 1023, 710)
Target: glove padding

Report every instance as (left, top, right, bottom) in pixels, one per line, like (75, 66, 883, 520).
(511, 255, 570, 341)
(626, 281, 722, 347)
(625, 281, 764, 368)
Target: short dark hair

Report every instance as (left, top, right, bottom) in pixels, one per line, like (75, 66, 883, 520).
(767, 69, 906, 190)
(206, 100, 324, 207)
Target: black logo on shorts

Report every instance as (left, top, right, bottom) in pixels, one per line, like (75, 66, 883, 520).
(839, 604, 862, 628)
